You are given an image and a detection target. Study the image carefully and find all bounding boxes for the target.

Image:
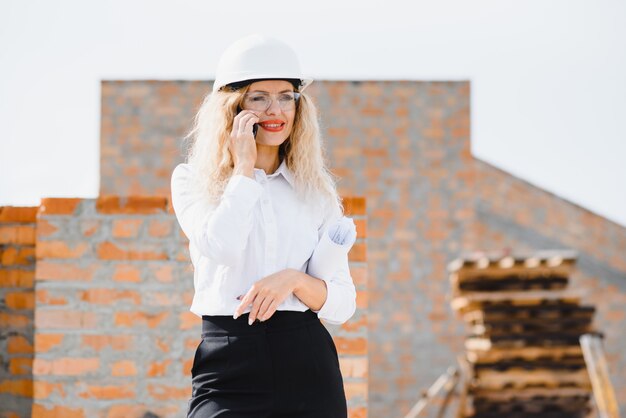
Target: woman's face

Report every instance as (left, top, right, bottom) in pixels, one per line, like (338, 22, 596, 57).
(242, 79, 297, 147)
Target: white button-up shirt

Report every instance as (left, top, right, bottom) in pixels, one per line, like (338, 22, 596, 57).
(170, 159, 357, 325)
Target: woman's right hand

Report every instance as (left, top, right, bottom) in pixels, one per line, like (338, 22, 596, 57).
(229, 110, 260, 174)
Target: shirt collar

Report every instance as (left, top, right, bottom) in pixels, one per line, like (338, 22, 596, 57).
(254, 158, 295, 188)
(276, 158, 295, 187)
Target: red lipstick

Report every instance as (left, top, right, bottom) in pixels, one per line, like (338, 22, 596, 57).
(258, 119, 285, 132)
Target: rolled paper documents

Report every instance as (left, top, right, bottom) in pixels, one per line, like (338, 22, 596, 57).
(307, 216, 357, 280)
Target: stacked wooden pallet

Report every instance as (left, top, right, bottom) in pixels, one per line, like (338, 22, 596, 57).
(448, 249, 600, 418)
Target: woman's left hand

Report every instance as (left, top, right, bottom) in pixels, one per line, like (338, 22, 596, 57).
(234, 269, 299, 324)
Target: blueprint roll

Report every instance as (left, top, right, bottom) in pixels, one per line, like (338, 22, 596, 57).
(307, 216, 357, 280)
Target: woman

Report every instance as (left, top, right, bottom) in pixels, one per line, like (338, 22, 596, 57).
(171, 34, 357, 418)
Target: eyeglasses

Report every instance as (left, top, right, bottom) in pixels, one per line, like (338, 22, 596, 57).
(241, 92, 301, 112)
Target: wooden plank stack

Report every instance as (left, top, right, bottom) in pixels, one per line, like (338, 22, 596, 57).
(447, 249, 601, 418)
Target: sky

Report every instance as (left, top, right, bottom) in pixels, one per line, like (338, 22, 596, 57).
(1, 0, 625, 227)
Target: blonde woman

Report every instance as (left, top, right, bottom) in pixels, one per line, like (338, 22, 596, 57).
(170, 34, 357, 418)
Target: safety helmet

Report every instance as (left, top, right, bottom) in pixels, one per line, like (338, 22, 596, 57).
(213, 34, 313, 93)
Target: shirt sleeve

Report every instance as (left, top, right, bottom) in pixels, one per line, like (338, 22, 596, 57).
(310, 200, 357, 325)
(170, 163, 263, 266)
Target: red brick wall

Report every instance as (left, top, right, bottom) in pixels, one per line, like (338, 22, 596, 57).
(0, 195, 367, 418)
(100, 81, 207, 197)
(0, 207, 38, 418)
(33, 197, 191, 417)
(473, 159, 626, 270)
(337, 197, 368, 417)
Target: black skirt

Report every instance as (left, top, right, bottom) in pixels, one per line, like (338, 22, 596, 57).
(187, 308, 348, 418)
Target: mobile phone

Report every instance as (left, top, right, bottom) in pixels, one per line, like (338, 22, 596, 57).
(237, 106, 258, 138)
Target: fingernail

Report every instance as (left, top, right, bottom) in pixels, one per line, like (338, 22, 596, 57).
(248, 318, 253, 325)
(233, 313, 238, 320)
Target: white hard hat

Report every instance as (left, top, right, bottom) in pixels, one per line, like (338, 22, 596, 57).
(213, 34, 313, 93)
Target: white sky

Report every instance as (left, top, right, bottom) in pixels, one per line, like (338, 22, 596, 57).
(1, 0, 625, 227)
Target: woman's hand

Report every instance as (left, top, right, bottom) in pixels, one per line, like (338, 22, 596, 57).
(233, 269, 299, 324)
(229, 109, 260, 170)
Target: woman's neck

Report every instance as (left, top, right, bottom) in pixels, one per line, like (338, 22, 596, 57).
(254, 145, 281, 175)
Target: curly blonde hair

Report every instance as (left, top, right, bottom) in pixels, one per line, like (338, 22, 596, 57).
(182, 83, 343, 217)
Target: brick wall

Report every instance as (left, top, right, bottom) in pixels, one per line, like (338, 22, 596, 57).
(99, 80, 473, 416)
(15, 79, 626, 417)
(100, 81, 207, 197)
(32, 196, 190, 417)
(0, 207, 37, 418)
(0, 194, 367, 418)
(311, 81, 476, 416)
(337, 197, 368, 417)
